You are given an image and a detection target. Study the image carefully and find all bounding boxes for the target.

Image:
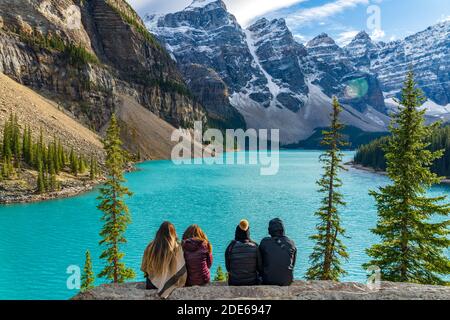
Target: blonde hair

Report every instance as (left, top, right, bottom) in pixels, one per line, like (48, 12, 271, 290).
(142, 221, 180, 277)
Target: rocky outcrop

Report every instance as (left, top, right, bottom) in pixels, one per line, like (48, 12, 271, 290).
(0, 0, 207, 157)
(73, 281, 450, 300)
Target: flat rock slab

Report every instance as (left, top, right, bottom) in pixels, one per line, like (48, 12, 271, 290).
(73, 281, 450, 300)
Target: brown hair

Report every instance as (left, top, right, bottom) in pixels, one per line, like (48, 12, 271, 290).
(142, 221, 180, 277)
(182, 224, 212, 253)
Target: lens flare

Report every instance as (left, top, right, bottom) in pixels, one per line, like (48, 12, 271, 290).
(344, 78, 369, 99)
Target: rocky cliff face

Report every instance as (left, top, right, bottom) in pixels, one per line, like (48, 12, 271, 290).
(146, 0, 390, 144)
(73, 281, 450, 300)
(0, 0, 207, 156)
(181, 64, 246, 130)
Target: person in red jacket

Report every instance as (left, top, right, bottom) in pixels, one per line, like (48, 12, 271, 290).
(182, 225, 213, 286)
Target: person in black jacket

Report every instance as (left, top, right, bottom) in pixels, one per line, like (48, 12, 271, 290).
(259, 218, 297, 286)
(225, 220, 262, 286)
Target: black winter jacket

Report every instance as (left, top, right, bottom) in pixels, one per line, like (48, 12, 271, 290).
(225, 226, 262, 286)
(259, 218, 297, 286)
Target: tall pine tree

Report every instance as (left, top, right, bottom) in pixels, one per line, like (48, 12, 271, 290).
(97, 114, 135, 283)
(363, 70, 450, 285)
(306, 97, 349, 281)
(81, 250, 95, 292)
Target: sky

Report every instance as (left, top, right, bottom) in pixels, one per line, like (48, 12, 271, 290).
(129, 0, 450, 45)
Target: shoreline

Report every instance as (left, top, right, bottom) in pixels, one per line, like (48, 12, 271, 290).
(0, 179, 105, 205)
(0, 162, 138, 205)
(4, 158, 449, 205)
(349, 162, 450, 185)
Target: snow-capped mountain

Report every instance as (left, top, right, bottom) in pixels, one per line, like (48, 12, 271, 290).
(345, 21, 450, 107)
(145, 0, 449, 144)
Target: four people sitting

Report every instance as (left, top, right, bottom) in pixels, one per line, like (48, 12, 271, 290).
(141, 218, 297, 298)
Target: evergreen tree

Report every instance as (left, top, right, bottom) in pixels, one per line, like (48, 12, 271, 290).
(90, 155, 98, 180)
(2, 117, 12, 163)
(81, 250, 95, 292)
(22, 126, 28, 163)
(70, 149, 78, 176)
(57, 139, 64, 170)
(78, 155, 86, 174)
(363, 70, 450, 285)
(97, 114, 135, 283)
(306, 97, 349, 281)
(214, 266, 227, 282)
(11, 114, 21, 166)
(37, 161, 45, 193)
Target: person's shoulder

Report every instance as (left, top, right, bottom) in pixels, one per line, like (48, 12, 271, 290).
(284, 236, 296, 248)
(226, 240, 236, 250)
(260, 236, 272, 243)
(249, 240, 259, 247)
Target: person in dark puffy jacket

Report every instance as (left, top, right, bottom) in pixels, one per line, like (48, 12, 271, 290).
(259, 218, 297, 286)
(182, 225, 213, 286)
(225, 219, 262, 286)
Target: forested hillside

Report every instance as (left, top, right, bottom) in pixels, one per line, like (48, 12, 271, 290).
(354, 126, 450, 177)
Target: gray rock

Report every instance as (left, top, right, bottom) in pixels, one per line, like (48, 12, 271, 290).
(73, 281, 450, 300)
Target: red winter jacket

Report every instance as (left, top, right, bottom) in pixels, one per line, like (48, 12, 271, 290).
(182, 238, 213, 286)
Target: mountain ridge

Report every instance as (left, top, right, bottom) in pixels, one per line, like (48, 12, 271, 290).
(146, 1, 449, 144)
(145, 1, 392, 144)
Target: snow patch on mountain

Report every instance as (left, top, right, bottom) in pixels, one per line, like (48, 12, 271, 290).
(244, 29, 282, 109)
(185, 0, 223, 10)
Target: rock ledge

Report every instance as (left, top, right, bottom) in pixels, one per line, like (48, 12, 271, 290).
(73, 281, 450, 300)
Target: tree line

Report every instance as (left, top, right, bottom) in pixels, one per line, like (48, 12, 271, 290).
(354, 126, 450, 178)
(0, 114, 100, 193)
(80, 72, 449, 293)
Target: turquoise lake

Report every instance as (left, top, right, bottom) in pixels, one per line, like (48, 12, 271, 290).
(0, 150, 449, 300)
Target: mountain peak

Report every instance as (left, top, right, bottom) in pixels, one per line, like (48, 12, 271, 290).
(185, 0, 227, 11)
(354, 31, 371, 41)
(307, 33, 336, 47)
(248, 17, 288, 32)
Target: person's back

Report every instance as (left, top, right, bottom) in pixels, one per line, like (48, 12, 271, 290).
(141, 222, 187, 299)
(182, 237, 213, 286)
(259, 218, 297, 286)
(225, 220, 262, 286)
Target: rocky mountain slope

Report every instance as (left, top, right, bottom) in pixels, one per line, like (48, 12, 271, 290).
(0, 0, 207, 158)
(0, 71, 104, 203)
(0, 72, 103, 158)
(146, 0, 450, 145)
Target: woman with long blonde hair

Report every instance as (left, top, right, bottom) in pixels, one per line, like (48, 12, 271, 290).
(141, 221, 187, 298)
(182, 224, 213, 286)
